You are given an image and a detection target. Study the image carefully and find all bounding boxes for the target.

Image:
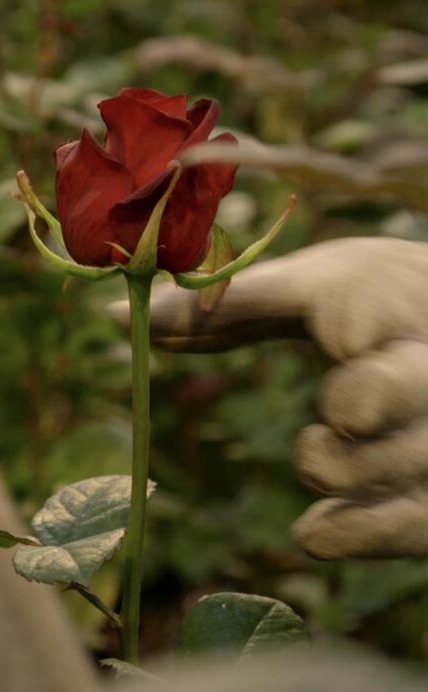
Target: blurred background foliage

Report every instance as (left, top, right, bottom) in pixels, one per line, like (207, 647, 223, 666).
(2, 0, 428, 664)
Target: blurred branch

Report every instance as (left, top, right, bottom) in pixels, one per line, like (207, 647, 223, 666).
(376, 58, 428, 86)
(180, 138, 428, 214)
(135, 36, 318, 94)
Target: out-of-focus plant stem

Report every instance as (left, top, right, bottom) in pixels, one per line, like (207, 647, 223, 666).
(120, 274, 153, 663)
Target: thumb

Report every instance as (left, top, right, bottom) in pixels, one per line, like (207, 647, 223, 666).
(150, 254, 312, 351)
(109, 236, 428, 356)
(110, 240, 347, 352)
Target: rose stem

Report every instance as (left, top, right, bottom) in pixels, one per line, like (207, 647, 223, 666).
(121, 273, 153, 663)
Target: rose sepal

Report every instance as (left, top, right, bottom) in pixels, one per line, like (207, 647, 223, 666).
(17, 170, 68, 254)
(173, 194, 296, 290)
(124, 163, 182, 278)
(197, 224, 235, 312)
(17, 171, 121, 281)
(27, 208, 121, 280)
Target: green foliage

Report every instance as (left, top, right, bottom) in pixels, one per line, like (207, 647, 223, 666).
(12, 475, 128, 586)
(180, 592, 307, 658)
(14, 527, 125, 587)
(12, 475, 155, 587)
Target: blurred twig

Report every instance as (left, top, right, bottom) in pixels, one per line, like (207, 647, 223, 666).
(180, 138, 428, 214)
(136, 35, 318, 94)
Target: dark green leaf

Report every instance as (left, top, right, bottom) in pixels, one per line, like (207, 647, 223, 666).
(180, 592, 308, 659)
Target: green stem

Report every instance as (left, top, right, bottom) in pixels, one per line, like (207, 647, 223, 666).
(121, 274, 153, 663)
(70, 583, 123, 630)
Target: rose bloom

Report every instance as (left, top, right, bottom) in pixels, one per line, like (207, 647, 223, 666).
(55, 88, 238, 273)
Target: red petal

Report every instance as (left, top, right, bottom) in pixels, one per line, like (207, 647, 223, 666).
(109, 132, 239, 273)
(156, 169, 216, 272)
(195, 133, 239, 197)
(100, 95, 191, 188)
(116, 87, 165, 102)
(157, 137, 238, 273)
(54, 140, 78, 168)
(150, 93, 189, 119)
(110, 169, 172, 221)
(182, 99, 220, 149)
(117, 88, 188, 119)
(56, 129, 134, 266)
(108, 171, 173, 257)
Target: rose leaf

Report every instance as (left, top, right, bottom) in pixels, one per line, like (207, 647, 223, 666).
(179, 592, 308, 659)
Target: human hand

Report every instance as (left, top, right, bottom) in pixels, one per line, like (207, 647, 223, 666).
(110, 236, 428, 559)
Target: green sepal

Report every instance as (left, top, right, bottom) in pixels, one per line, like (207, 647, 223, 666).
(174, 195, 296, 290)
(27, 207, 121, 280)
(198, 224, 235, 312)
(125, 163, 182, 277)
(16, 170, 67, 254)
(106, 242, 133, 259)
(17, 170, 121, 281)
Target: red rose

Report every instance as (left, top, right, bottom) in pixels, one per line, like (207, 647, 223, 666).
(54, 88, 238, 273)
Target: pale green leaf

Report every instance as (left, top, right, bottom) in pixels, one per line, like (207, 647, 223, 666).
(12, 475, 156, 587)
(13, 529, 125, 586)
(32, 475, 155, 545)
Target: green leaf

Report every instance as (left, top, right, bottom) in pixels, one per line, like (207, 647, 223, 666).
(13, 529, 125, 587)
(179, 592, 308, 659)
(31, 475, 136, 544)
(198, 224, 235, 312)
(0, 530, 39, 548)
(13, 475, 156, 586)
(174, 196, 296, 290)
(180, 138, 428, 216)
